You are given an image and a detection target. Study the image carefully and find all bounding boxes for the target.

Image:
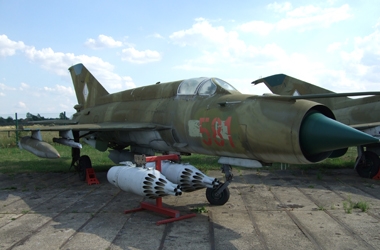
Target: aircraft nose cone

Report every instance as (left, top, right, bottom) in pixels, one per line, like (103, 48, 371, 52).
(300, 112, 379, 156)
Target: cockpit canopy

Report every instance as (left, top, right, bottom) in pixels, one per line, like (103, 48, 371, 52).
(177, 77, 239, 96)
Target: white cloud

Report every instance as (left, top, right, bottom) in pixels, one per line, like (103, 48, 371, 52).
(170, 19, 295, 69)
(0, 34, 26, 57)
(20, 44, 135, 91)
(19, 82, 29, 90)
(170, 18, 246, 61)
(0, 35, 157, 114)
(267, 2, 293, 13)
(121, 47, 161, 64)
(43, 84, 74, 96)
(278, 4, 351, 31)
(338, 26, 380, 88)
(84, 34, 123, 49)
(239, 4, 352, 35)
(239, 21, 274, 36)
(170, 18, 243, 49)
(16, 101, 26, 109)
(150, 33, 164, 39)
(0, 83, 17, 91)
(327, 42, 342, 53)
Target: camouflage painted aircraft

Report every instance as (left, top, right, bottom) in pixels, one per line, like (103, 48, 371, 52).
(252, 74, 380, 179)
(19, 64, 380, 205)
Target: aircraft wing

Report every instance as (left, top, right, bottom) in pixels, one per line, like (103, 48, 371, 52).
(23, 122, 170, 132)
(351, 122, 380, 130)
(251, 92, 380, 101)
(18, 122, 171, 159)
(28, 119, 78, 125)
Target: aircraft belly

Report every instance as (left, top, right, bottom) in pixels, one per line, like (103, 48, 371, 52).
(102, 131, 173, 151)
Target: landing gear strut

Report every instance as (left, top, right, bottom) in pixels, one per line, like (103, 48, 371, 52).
(356, 151, 380, 178)
(78, 155, 92, 181)
(206, 164, 232, 205)
(70, 131, 93, 181)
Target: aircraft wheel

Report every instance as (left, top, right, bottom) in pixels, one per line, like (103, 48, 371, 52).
(356, 151, 380, 178)
(78, 155, 92, 181)
(206, 186, 230, 205)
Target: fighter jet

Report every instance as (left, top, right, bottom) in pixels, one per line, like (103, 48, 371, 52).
(19, 64, 379, 205)
(252, 74, 380, 179)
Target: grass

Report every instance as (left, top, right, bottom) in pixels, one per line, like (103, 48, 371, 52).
(0, 144, 111, 174)
(343, 196, 370, 213)
(343, 199, 353, 214)
(317, 205, 326, 211)
(354, 201, 370, 212)
(191, 206, 208, 213)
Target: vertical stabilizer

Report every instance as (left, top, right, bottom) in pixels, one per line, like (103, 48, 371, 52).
(252, 74, 349, 109)
(69, 63, 109, 110)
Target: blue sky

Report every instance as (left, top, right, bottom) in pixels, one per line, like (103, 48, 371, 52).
(0, 0, 379, 118)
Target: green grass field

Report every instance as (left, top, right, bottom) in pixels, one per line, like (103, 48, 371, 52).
(0, 128, 357, 174)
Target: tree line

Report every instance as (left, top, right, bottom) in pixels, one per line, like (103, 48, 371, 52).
(0, 112, 69, 126)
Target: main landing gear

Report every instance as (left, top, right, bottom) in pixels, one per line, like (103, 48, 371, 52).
(206, 164, 232, 205)
(356, 150, 380, 179)
(70, 131, 93, 181)
(71, 147, 93, 181)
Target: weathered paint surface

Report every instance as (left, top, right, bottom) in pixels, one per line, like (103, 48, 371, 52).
(28, 64, 379, 167)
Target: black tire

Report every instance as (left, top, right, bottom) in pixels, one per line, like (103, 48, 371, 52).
(78, 155, 92, 181)
(356, 151, 380, 178)
(206, 186, 230, 205)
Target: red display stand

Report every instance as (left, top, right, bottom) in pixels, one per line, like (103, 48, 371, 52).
(124, 154, 196, 225)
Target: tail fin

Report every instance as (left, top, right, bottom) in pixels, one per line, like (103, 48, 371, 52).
(252, 74, 348, 108)
(69, 63, 109, 110)
(252, 74, 335, 95)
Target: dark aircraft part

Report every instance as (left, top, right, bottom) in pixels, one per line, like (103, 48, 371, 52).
(53, 137, 82, 148)
(328, 148, 348, 158)
(146, 161, 220, 192)
(356, 151, 380, 178)
(107, 165, 182, 198)
(70, 130, 81, 172)
(19, 136, 60, 159)
(214, 164, 233, 197)
(300, 111, 380, 162)
(108, 150, 135, 164)
(206, 186, 230, 206)
(78, 155, 92, 181)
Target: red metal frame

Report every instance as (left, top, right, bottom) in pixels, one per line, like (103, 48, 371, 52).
(124, 154, 196, 225)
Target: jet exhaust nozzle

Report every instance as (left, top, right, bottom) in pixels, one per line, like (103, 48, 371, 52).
(107, 163, 182, 198)
(146, 160, 220, 192)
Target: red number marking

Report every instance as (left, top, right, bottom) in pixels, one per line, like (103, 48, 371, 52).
(199, 117, 212, 145)
(199, 116, 235, 148)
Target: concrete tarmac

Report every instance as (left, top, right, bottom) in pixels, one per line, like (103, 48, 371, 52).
(0, 168, 379, 250)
